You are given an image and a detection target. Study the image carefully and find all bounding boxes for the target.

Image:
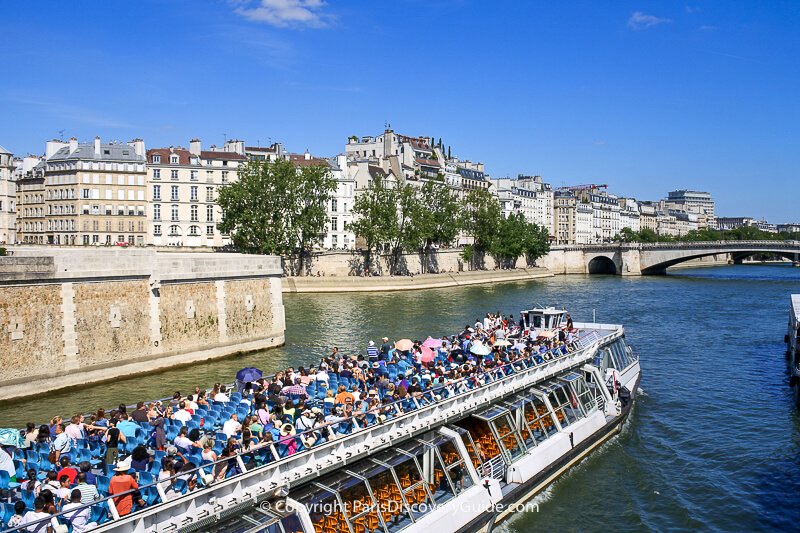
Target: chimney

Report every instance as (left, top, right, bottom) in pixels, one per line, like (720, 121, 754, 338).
(93, 136, 101, 156)
(224, 139, 245, 155)
(304, 150, 311, 161)
(189, 139, 201, 156)
(128, 138, 145, 157)
(45, 140, 68, 159)
(69, 137, 79, 154)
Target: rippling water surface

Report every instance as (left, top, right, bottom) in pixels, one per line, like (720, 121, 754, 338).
(3, 264, 799, 531)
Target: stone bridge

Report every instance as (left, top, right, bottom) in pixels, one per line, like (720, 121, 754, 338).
(542, 241, 800, 276)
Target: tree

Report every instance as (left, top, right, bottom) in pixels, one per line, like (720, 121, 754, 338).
(522, 223, 551, 263)
(491, 213, 529, 267)
(388, 184, 426, 274)
(349, 176, 397, 273)
(637, 228, 660, 243)
(614, 227, 638, 242)
(461, 189, 503, 268)
(217, 159, 336, 275)
(291, 164, 337, 275)
(418, 181, 461, 248)
(490, 214, 551, 268)
(447, 145, 451, 159)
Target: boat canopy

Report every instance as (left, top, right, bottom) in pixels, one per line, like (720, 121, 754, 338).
(520, 307, 567, 331)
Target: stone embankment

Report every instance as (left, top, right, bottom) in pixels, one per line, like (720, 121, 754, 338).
(0, 248, 285, 401)
(283, 268, 553, 293)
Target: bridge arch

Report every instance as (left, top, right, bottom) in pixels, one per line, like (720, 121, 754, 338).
(641, 246, 800, 274)
(587, 255, 618, 275)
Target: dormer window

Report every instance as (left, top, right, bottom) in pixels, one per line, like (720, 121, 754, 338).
(190, 157, 198, 165)
(170, 155, 179, 164)
(153, 155, 161, 163)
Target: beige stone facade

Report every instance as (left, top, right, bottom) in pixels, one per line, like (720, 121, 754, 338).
(0, 249, 284, 400)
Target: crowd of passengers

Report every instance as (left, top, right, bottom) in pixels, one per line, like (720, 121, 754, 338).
(0, 312, 578, 532)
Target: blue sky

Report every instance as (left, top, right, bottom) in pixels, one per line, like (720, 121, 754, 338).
(1, 1, 798, 221)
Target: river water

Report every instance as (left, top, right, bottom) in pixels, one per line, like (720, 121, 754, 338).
(2, 264, 799, 531)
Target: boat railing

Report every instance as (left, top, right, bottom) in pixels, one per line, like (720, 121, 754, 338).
(480, 454, 507, 481)
(6, 328, 623, 533)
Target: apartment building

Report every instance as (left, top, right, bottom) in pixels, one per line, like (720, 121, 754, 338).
(147, 139, 246, 247)
(0, 145, 15, 244)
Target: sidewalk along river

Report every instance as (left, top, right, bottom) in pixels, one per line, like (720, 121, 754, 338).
(1, 264, 798, 530)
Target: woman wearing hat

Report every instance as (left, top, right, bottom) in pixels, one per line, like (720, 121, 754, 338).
(277, 423, 297, 456)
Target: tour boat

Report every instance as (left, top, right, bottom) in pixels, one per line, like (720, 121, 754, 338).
(787, 295, 800, 406)
(89, 307, 641, 533)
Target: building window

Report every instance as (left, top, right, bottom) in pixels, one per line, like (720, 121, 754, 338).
(331, 217, 338, 231)
(152, 155, 161, 164)
(154, 225, 161, 236)
(171, 186, 179, 201)
(169, 225, 179, 236)
(190, 170, 198, 181)
(331, 199, 337, 212)
(105, 221, 111, 232)
(332, 234, 338, 246)
(221, 171, 228, 184)
(171, 205, 179, 221)
(206, 170, 213, 182)
(206, 187, 214, 202)
(190, 205, 198, 222)
(206, 225, 214, 236)
(190, 186, 198, 201)
(153, 185, 161, 200)
(206, 205, 214, 222)
(170, 155, 179, 164)
(82, 235, 90, 245)
(153, 169, 161, 179)
(82, 189, 90, 199)
(171, 169, 178, 180)
(189, 225, 199, 236)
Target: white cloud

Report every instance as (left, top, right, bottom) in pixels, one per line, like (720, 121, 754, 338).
(232, 0, 331, 29)
(627, 11, 672, 30)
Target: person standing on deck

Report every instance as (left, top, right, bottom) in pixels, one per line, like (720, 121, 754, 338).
(366, 340, 379, 362)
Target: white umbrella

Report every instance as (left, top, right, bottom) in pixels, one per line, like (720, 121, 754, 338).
(470, 343, 491, 356)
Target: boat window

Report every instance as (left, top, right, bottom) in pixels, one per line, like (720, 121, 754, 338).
(435, 436, 475, 494)
(367, 459, 414, 531)
(292, 483, 346, 533)
(504, 397, 536, 449)
(447, 425, 483, 473)
(560, 374, 599, 416)
(394, 450, 434, 521)
(547, 385, 583, 427)
(491, 414, 525, 461)
(525, 396, 559, 442)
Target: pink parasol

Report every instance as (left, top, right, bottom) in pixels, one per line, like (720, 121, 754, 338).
(420, 345, 436, 363)
(422, 336, 443, 349)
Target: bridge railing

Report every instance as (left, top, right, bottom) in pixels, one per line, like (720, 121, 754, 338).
(554, 240, 799, 252)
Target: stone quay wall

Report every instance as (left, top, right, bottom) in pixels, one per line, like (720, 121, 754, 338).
(0, 249, 285, 401)
(284, 247, 732, 281)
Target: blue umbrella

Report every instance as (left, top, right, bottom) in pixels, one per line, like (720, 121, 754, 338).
(236, 367, 262, 382)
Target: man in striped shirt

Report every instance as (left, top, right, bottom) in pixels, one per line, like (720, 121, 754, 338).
(367, 340, 379, 362)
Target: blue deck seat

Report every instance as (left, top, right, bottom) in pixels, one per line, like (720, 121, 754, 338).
(96, 475, 111, 496)
(0, 471, 22, 491)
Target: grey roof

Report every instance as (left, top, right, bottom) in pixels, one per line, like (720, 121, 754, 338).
(0, 145, 11, 155)
(48, 143, 145, 162)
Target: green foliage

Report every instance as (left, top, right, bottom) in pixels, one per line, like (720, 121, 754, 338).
(0, 247, 6, 256)
(461, 189, 502, 253)
(419, 181, 461, 247)
(348, 175, 398, 270)
(614, 225, 794, 243)
(217, 159, 336, 272)
(491, 213, 551, 266)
